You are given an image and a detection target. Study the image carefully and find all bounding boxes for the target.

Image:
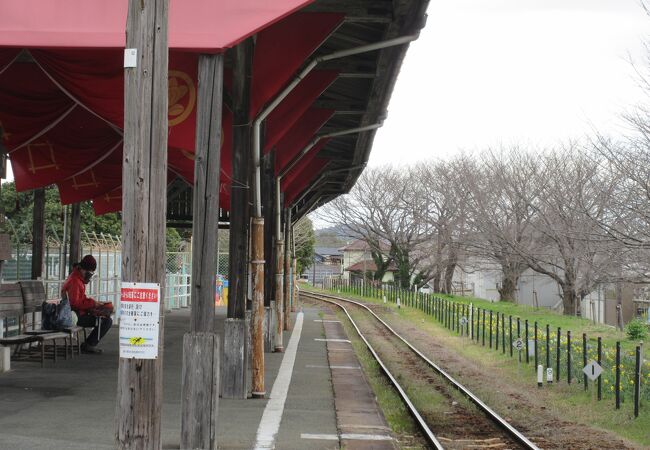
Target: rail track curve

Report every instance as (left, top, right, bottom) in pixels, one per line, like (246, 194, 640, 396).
(302, 290, 541, 450)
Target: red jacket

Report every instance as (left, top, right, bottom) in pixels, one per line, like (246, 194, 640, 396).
(62, 269, 95, 316)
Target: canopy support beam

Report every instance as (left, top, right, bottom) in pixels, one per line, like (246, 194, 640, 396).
(223, 37, 255, 399)
(180, 53, 224, 450)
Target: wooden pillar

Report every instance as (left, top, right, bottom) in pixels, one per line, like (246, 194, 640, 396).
(262, 151, 275, 309)
(250, 218, 265, 397)
(227, 38, 253, 321)
(31, 188, 46, 280)
(223, 37, 254, 400)
(180, 54, 223, 450)
(115, 0, 168, 448)
(283, 208, 292, 330)
(262, 151, 275, 352)
(68, 202, 81, 272)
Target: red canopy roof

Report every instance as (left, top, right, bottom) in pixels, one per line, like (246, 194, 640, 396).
(0, 0, 314, 52)
(0, 8, 344, 214)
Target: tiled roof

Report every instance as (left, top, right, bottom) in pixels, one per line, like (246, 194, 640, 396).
(346, 259, 397, 272)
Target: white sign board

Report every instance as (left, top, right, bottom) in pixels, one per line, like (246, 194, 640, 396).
(528, 339, 535, 357)
(582, 360, 603, 381)
(119, 282, 160, 359)
(513, 338, 524, 351)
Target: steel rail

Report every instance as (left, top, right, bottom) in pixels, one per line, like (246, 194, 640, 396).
(302, 292, 444, 449)
(303, 291, 540, 450)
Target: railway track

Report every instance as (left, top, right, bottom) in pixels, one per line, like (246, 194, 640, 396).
(302, 291, 542, 450)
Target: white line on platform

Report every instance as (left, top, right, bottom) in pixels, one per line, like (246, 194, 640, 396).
(301, 433, 393, 441)
(313, 319, 341, 323)
(300, 433, 339, 441)
(341, 433, 394, 441)
(342, 424, 392, 431)
(305, 364, 361, 370)
(254, 312, 304, 450)
(314, 338, 350, 343)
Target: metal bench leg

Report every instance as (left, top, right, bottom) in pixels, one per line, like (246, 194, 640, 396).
(53, 340, 57, 364)
(41, 342, 44, 368)
(65, 337, 69, 360)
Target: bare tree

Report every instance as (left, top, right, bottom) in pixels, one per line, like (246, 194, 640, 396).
(319, 166, 430, 288)
(458, 149, 540, 302)
(507, 147, 620, 315)
(412, 158, 469, 294)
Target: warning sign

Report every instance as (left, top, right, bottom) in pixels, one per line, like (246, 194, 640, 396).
(119, 282, 160, 359)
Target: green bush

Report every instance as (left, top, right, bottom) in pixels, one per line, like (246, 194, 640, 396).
(625, 318, 649, 341)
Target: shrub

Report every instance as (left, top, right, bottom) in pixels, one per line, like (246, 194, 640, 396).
(625, 318, 649, 341)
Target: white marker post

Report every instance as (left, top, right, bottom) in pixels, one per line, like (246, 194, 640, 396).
(513, 338, 524, 376)
(397, 297, 401, 309)
(546, 367, 553, 384)
(383, 295, 386, 304)
(537, 365, 543, 387)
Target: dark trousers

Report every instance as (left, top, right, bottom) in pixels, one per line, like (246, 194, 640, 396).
(77, 314, 112, 346)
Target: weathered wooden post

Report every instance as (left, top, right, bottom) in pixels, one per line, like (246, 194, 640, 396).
(223, 38, 254, 399)
(31, 188, 46, 279)
(273, 181, 284, 352)
(115, 0, 168, 448)
(262, 152, 275, 352)
(68, 202, 81, 271)
(180, 53, 223, 450)
(250, 217, 265, 397)
(283, 208, 292, 330)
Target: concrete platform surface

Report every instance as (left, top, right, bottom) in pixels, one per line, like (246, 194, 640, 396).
(0, 306, 340, 449)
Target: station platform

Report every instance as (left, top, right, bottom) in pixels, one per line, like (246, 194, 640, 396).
(0, 306, 349, 449)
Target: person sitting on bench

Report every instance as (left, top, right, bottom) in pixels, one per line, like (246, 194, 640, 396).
(62, 255, 112, 354)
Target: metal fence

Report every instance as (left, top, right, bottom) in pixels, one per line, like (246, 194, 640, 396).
(326, 277, 650, 419)
(0, 227, 231, 334)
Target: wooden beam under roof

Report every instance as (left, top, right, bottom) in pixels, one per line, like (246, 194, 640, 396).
(344, 0, 429, 191)
(304, 0, 393, 23)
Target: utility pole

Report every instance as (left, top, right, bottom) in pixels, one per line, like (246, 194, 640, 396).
(116, 0, 168, 448)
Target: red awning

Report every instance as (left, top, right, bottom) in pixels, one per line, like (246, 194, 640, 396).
(0, 0, 316, 52)
(0, 9, 343, 214)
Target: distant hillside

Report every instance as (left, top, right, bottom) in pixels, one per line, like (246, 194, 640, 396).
(315, 225, 351, 248)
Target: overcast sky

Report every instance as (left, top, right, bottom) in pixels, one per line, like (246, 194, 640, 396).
(368, 0, 650, 166)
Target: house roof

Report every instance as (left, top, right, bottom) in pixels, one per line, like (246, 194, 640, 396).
(346, 259, 397, 272)
(315, 247, 343, 257)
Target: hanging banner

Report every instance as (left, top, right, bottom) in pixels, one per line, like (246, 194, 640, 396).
(119, 282, 161, 359)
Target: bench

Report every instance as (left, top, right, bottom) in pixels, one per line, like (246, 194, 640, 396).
(19, 280, 84, 358)
(0, 283, 69, 370)
(0, 284, 39, 371)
